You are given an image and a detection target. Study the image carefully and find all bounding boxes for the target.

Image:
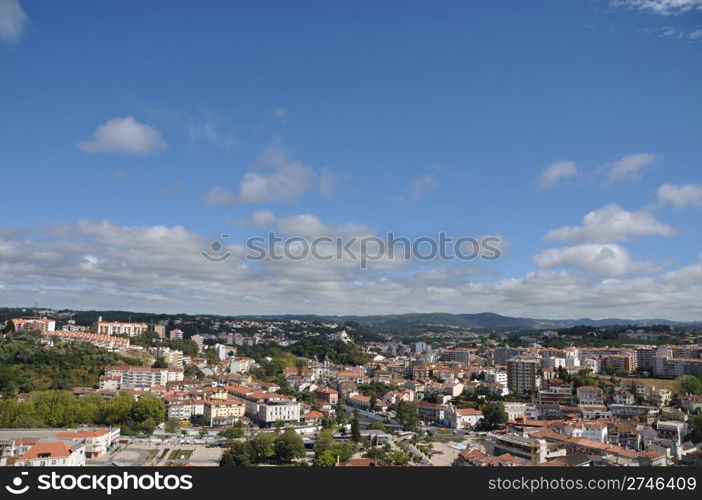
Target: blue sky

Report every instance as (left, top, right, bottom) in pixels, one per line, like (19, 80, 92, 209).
(1, 0, 701, 318)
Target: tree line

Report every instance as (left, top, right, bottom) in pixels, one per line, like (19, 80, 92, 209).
(0, 390, 166, 435)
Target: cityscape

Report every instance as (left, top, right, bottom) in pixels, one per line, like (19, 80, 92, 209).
(1, 0, 702, 479)
(0, 309, 701, 467)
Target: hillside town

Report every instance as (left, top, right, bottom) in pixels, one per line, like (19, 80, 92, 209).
(1, 310, 702, 467)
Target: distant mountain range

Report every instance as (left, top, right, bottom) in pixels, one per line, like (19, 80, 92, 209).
(2, 307, 694, 332)
(251, 312, 692, 331)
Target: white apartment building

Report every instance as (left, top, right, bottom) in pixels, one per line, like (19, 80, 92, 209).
(167, 400, 206, 421)
(503, 402, 527, 421)
(256, 400, 301, 425)
(576, 386, 604, 405)
(102, 366, 183, 389)
(148, 347, 184, 368)
(96, 320, 148, 337)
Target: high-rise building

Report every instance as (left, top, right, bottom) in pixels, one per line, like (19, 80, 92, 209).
(507, 357, 540, 395)
(154, 324, 166, 339)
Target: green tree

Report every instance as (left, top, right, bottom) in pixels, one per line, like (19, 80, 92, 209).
(2, 320, 15, 334)
(102, 392, 135, 425)
(314, 449, 339, 466)
(76, 393, 106, 424)
(249, 432, 277, 462)
(351, 410, 362, 442)
(274, 429, 305, 462)
(165, 418, 181, 434)
(30, 390, 80, 427)
(219, 420, 245, 440)
(313, 429, 354, 466)
(677, 375, 702, 395)
(479, 401, 508, 430)
(130, 393, 166, 434)
(396, 401, 419, 431)
(220, 441, 252, 466)
(152, 357, 168, 369)
(367, 421, 386, 431)
(387, 450, 409, 466)
(336, 399, 347, 425)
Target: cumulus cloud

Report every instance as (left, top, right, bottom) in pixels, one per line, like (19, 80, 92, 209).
(231, 210, 278, 228)
(204, 150, 337, 207)
(79, 116, 167, 155)
(539, 160, 578, 189)
(1, 221, 702, 319)
(232, 211, 372, 239)
(656, 183, 702, 209)
(0, 0, 27, 44)
(601, 152, 660, 186)
(611, 0, 702, 16)
(546, 203, 675, 243)
(534, 243, 656, 276)
(2, 219, 702, 319)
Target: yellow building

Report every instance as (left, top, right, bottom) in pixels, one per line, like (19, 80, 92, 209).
(203, 399, 245, 426)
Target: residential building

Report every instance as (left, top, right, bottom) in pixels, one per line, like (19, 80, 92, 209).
(507, 357, 540, 395)
(95, 320, 148, 337)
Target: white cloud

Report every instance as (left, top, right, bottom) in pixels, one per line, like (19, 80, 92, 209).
(545, 203, 676, 242)
(232, 210, 278, 228)
(656, 183, 702, 209)
(641, 26, 702, 40)
(187, 111, 237, 149)
(611, 0, 702, 16)
(534, 243, 656, 276)
(0, 0, 27, 44)
(319, 168, 337, 197)
(411, 174, 439, 200)
(393, 174, 439, 203)
(273, 107, 289, 122)
(2, 220, 702, 319)
(539, 160, 578, 189)
(232, 211, 372, 239)
(79, 116, 167, 155)
(601, 153, 660, 185)
(204, 150, 336, 207)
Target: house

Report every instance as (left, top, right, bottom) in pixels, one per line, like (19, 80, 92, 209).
(613, 390, 635, 405)
(576, 386, 604, 405)
(302, 410, 324, 425)
(417, 401, 446, 424)
(54, 428, 120, 458)
(348, 394, 371, 410)
(314, 387, 339, 404)
(444, 403, 483, 429)
(453, 449, 521, 467)
(11, 441, 86, 467)
(203, 399, 246, 426)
